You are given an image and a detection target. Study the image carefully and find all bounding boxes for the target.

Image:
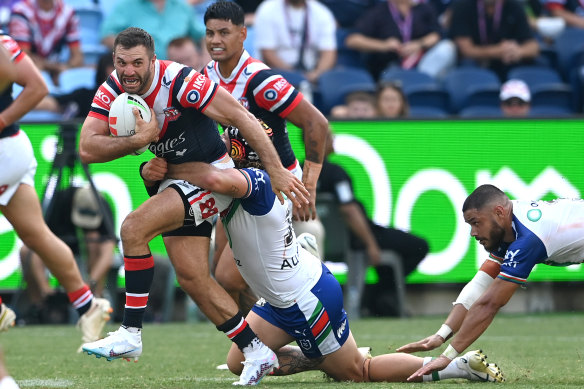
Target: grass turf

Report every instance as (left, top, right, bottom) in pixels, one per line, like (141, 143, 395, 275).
(2, 313, 583, 388)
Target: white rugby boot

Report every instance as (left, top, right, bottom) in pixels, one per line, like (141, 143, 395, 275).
(82, 326, 142, 362)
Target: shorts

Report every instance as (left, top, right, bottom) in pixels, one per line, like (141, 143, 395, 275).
(0, 131, 37, 206)
(160, 154, 234, 237)
(251, 263, 349, 358)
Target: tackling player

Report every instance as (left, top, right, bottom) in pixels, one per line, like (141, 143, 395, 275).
(160, 126, 505, 384)
(79, 27, 308, 385)
(401, 184, 584, 379)
(0, 31, 111, 349)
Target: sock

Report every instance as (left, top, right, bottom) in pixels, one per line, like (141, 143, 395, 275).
(422, 356, 467, 381)
(216, 311, 260, 352)
(122, 254, 154, 328)
(0, 296, 3, 304)
(67, 284, 93, 317)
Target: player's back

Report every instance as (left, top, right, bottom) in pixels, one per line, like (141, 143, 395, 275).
(512, 199, 584, 265)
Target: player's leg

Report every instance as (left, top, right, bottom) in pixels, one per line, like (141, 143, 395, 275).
(19, 245, 54, 304)
(85, 231, 116, 296)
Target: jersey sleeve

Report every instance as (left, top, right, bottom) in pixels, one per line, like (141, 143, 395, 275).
(88, 72, 123, 121)
(497, 236, 547, 285)
(0, 34, 25, 64)
(175, 68, 218, 112)
(239, 168, 276, 216)
(248, 69, 302, 117)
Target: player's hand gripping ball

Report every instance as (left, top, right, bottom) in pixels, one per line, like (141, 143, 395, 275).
(108, 93, 152, 155)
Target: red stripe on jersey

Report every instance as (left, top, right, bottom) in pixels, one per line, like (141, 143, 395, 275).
(93, 84, 116, 111)
(279, 92, 302, 117)
(124, 256, 155, 271)
(178, 71, 216, 110)
(88, 111, 107, 122)
(311, 310, 330, 337)
(1, 35, 24, 63)
(253, 75, 299, 116)
(126, 294, 149, 308)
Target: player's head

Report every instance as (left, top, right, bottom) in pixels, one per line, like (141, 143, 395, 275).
(462, 184, 512, 252)
(204, 1, 246, 64)
(225, 120, 273, 169)
(113, 27, 156, 95)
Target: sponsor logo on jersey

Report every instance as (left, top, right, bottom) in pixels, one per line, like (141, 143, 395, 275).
(186, 90, 200, 104)
(243, 67, 252, 76)
(336, 319, 347, 339)
(527, 209, 542, 222)
(163, 107, 181, 121)
(162, 75, 171, 87)
(273, 78, 288, 92)
(96, 90, 112, 106)
(151, 131, 187, 156)
(263, 89, 277, 101)
(192, 73, 206, 89)
(299, 339, 311, 351)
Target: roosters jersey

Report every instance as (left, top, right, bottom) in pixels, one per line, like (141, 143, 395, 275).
(490, 199, 584, 285)
(221, 168, 322, 308)
(89, 60, 227, 164)
(204, 50, 303, 169)
(0, 32, 25, 139)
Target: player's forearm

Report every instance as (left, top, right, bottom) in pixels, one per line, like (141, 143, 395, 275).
(166, 162, 248, 198)
(79, 131, 145, 163)
(449, 300, 498, 356)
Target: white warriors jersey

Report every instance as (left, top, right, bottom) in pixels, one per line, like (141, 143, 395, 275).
(490, 199, 584, 285)
(220, 168, 322, 308)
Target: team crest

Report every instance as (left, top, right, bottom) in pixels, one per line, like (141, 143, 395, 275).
(238, 97, 249, 110)
(299, 339, 311, 350)
(163, 107, 181, 121)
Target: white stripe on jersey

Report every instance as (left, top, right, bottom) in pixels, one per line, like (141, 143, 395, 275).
(269, 87, 295, 112)
(176, 68, 197, 102)
(206, 51, 269, 100)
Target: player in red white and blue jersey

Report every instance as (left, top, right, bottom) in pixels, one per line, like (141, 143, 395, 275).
(202, 1, 329, 312)
(162, 126, 505, 383)
(405, 184, 584, 379)
(0, 31, 112, 349)
(80, 28, 309, 384)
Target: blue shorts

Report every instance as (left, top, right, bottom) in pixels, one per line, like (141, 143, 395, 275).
(251, 263, 349, 358)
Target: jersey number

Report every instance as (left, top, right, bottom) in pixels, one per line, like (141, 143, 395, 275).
(199, 198, 219, 219)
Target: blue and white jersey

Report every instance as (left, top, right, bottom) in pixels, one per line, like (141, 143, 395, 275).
(490, 199, 584, 285)
(220, 168, 322, 308)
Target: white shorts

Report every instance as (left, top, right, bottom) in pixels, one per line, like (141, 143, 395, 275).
(158, 154, 234, 228)
(0, 131, 37, 206)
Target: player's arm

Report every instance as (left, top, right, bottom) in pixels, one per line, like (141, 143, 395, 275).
(79, 107, 159, 164)
(0, 54, 48, 130)
(165, 161, 250, 198)
(285, 99, 329, 221)
(397, 258, 500, 353)
(203, 86, 309, 207)
(0, 45, 16, 93)
(408, 279, 518, 380)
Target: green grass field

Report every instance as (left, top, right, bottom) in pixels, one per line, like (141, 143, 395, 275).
(2, 313, 583, 388)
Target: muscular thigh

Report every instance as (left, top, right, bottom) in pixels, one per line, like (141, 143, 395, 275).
(164, 235, 211, 280)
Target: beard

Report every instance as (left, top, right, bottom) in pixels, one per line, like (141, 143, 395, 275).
(480, 221, 506, 252)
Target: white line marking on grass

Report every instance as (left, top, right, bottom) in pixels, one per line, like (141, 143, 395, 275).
(18, 379, 74, 388)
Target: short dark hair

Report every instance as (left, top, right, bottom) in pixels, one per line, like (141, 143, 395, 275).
(462, 184, 507, 212)
(113, 27, 155, 58)
(204, 1, 245, 26)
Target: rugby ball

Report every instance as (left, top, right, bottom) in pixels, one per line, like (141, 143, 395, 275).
(108, 93, 152, 155)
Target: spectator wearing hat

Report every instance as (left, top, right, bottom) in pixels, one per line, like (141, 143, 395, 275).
(20, 186, 117, 323)
(500, 78, 531, 117)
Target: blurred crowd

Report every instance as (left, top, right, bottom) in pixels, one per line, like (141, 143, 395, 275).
(0, 0, 581, 120)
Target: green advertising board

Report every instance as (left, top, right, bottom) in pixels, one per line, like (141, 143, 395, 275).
(1, 119, 583, 290)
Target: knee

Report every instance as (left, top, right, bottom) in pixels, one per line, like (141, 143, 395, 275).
(215, 270, 246, 293)
(120, 212, 145, 248)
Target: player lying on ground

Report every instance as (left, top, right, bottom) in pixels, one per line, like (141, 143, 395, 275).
(398, 184, 584, 380)
(159, 126, 505, 384)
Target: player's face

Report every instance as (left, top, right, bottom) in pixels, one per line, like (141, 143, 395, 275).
(464, 208, 506, 252)
(114, 45, 155, 95)
(205, 19, 246, 63)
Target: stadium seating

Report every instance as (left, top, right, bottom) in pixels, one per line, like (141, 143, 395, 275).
(408, 106, 449, 118)
(336, 28, 365, 69)
(75, 6, 103, 47)
(273, 69, 307, 88)
(507, 66, 563, 87)
(58, 67, 97, 94)
(530, 83, 573, 111)
(317, 67, 376, 115)
(442, 67, 500, 114)
(529, 105, 573, 117)
(379, 68, 436, 92)
(20, 110, 63, 122)
(458, 105, 503, 118)
(406, 85, 450, 112)
(554, 27, 584, 79)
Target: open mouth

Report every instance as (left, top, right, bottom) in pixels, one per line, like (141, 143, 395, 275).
(123, 78, 140, 87)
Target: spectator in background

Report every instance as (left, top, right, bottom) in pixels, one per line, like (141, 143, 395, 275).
(318, 131, 429, 316)
(254, 0, 337, 84)
(449, 0, 540, 81)
(330, 91, 378, 119)
(319, 0, 378, 29)
(166, 36, 208, 71)
(376, 81, 410, 118)
(345, 0, 456, 80)
(100, 0, 205, 59)
(9, 0, 84, 86)
(20, 186, 117, 309)
(34, 53, 113, 119)
(234, 0, 264, 25)
(499, 78, 531, 117)
(544, 0, 584, 28)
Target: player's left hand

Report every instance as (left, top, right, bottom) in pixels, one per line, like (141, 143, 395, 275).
(293, 186, 317, 221)
(407, 355, 451, 381)
(270, 167, 310, 209)
(397, 334, 445, 353)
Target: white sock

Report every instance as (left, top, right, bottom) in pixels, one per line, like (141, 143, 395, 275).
(422, 357, 467, 381)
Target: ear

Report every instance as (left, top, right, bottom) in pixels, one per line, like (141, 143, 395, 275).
(241, 25, 247, 42)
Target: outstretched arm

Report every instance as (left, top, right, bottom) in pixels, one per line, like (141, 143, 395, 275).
(407, 279, 519, 381)
(397, 258, 500, 353)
